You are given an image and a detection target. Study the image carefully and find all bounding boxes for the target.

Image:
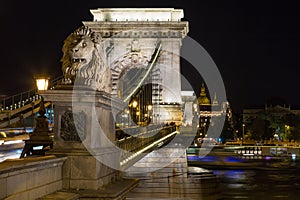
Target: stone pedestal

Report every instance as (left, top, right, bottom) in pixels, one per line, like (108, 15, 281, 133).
(41, 89, 123, 190)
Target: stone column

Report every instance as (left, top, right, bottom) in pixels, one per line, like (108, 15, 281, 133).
(41, 88, 123, 190)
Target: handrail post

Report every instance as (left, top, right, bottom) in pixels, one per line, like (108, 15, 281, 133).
(12, 95, 14, 107)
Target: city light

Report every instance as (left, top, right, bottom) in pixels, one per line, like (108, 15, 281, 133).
(132, 100, 138, 108)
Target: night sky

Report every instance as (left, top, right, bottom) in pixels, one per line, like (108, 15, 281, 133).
(1, 0, 300, 114)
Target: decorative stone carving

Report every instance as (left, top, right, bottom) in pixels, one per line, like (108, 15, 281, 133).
(130, 39, 140, 52)
(60, 111, 86, 141)
(61, 26, 112, 92)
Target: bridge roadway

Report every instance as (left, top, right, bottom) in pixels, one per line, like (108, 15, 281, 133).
(125, 172, 219, 200)
(121, 126, 219, 200)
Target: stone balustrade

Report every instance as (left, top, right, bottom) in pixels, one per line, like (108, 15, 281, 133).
(0, 155, 66, 200)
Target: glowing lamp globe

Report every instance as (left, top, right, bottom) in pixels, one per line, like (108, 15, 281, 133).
(132, 100, 138, 108)
(34, 75, 50, 91)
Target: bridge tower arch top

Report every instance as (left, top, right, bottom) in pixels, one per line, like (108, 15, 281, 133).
(83, 8, 188, 39)
(90, 8, 184, 22)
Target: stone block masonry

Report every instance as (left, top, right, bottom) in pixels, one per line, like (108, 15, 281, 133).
(0, 156, 66, 200)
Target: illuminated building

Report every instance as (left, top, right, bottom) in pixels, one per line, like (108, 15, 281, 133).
(195, 83, 233, 137)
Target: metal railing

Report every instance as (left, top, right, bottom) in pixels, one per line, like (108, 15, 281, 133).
(0, 89, 39, 111)
(0, 76, 63, 128)
(0, 75, 63, 112)
(116, 124, 177, 165)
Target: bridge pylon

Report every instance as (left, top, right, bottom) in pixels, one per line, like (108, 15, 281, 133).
(84, 8, 189, 125)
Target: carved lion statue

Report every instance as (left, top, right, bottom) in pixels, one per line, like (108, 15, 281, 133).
(61, 26, 112, 93)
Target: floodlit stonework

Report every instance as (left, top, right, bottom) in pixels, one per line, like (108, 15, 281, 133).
(90, 8, 184, 22)
(1, 8, 195, 199)
(83, 8, 189, 124)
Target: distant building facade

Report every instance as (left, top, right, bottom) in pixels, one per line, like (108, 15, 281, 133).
(243, 104, 300, 124)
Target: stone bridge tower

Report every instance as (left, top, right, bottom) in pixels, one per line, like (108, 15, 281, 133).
(83, 8, 189, 124)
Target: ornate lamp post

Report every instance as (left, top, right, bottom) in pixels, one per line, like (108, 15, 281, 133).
(242, 123, 245, 145)
(147, 104, 152, 124)
(136, 110, 140, 125)
(20, 75, 53, 158)
(125, 108, 130, 127)
(129, 99, 139, 125)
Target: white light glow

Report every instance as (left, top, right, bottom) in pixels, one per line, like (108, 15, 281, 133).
(36, 79, 49, 91)
(33, 146, 43, 150)
(132, 101, 138, 108)
(91, 8, 183, 22)
(4, 140, 23, 145)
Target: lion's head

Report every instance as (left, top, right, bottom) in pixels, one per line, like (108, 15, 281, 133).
(61, 26, 111, 92)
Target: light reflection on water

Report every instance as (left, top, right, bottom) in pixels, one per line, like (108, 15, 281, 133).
(214, 169, 246, 179)
(187, 147, 300, 199)
(213, 168, 300, 199)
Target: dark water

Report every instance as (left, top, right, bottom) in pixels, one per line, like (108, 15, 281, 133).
(213, 167, 300, 200)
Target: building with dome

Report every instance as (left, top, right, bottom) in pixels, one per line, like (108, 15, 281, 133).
(195, 83, 233, 138)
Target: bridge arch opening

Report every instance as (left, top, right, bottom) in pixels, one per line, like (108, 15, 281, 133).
(111, 52, 150, 98)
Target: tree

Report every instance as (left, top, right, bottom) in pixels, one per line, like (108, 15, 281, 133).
(247, 110, 300, 142)
(282, 114, 300, 141)
(248, 117, 265, 141)
(220, 115, 234, 142)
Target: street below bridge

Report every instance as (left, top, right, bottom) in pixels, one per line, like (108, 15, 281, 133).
(0, 148, 23, 162)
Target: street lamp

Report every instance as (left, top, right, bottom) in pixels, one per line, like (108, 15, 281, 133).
(124, 108, 130, 126)
(20, 75, 53, 158)
(129, 99, 140, 125)
(132, 100, 138, 108)
(34, 75, 50, 91)
(136, 110, 140, 125)
(242, 124, 245, 145)
(147, 104, 152, 124)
